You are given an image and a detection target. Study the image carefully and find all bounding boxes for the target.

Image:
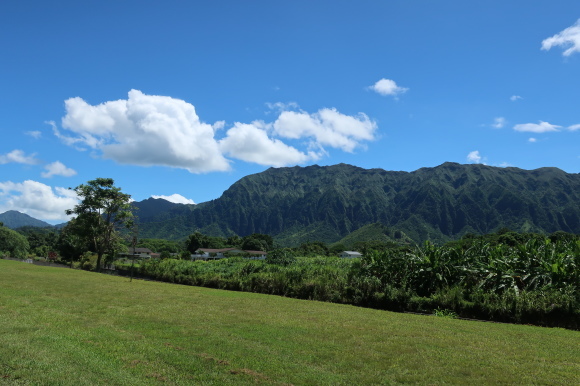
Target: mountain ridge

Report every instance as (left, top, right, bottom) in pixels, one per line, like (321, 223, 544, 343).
(0, 210, 52, 229)
(134, 162, 580, 244)
(5, 163, 579, 245)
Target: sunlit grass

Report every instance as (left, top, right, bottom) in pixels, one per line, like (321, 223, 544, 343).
(1, 259, 578, 384)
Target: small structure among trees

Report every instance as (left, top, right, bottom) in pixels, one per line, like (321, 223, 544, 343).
(192, 248, 267, 260)
(339, 251, 363, 258)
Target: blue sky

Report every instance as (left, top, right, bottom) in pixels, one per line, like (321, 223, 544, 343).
(1, 1, 579, 223)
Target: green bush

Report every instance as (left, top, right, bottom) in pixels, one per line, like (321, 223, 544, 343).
(79, 252, 97, 271)
(0, 226, 30, 259)
(135, 237, 579, 329)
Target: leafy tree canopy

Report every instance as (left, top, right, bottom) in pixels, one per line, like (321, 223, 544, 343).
(65, 178, 134, 271)
(56, 217, 89, 264)
(296, 241, 329, 257)
(0, 225, 30, 258)
(241, 233, 273, 251)
(137, 238, 182, 253)
(16, 226, 58, 251)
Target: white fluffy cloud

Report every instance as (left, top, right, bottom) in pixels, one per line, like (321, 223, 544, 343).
(59, 90, 230, 173)
(368, 78, 408, 97)
(513, 121, 561, 133)
(492, 117, 506, 129)
(212, 120, 226, 130)
(56, 90, 378, 170)
(273, 108, 377, 153)
(41, 161, 77, 178)
(510, 95, 522, 102)
(220, 122, 316, 166)
(151, 193, 195, 205)
(467, 150, 485, 164)
(0, 180, 78, 221)
(0, 149, 39, 165)
(568, 124, 580, 131)
(542, 19, 580, 56)
(529, 138, 537, 143)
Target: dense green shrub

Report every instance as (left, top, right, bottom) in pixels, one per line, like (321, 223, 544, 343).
(266, 248, 296, 266)
(136, 237, 579, 329)
(0, 226, 30, 259)
(79, 252, 97, 271)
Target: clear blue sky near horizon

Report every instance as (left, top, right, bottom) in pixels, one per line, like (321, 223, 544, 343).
(1, 1, 579, 223)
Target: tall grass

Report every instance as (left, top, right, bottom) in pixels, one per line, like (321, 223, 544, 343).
(136, 239, 579, 328)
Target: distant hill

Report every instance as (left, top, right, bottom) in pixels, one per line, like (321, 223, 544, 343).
(133, 162, 580, 244)
(0, 210, 52, 229)
(332, 223, 413, 249)
(132, 198, 188, 220)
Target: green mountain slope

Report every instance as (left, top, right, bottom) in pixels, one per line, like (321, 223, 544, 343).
(0, 210, 52, 229)
(333, 223, 412, 249)
(135, 163, 580, 244)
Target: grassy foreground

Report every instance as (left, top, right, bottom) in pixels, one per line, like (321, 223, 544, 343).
(0, 260, 578, 385)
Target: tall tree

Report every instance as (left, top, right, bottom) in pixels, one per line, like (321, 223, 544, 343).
(0, 225, 30, 258)
(57, 217, 89, 267)
(66, 178, 134, 272)
(185, 231, 207, 253)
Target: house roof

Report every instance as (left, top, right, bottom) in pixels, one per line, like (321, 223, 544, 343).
(342, 251, 362, 255)
(131, 247, 153, 254)
(197, 248, 238, 253)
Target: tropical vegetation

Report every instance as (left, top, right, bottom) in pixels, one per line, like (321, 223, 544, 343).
(0, 223, 30, 258)
(64, 178, 134, 271)
(131, 232, 579, 329)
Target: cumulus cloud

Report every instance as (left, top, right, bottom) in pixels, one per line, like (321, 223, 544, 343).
(220, 122, 317, 166)
(41, 161, 77, 178)
(368, 78, 408, 97)
(58, 90, 230, 173)
(151, 193, 195, 205)
(542, 19, 580, 56)
(529, 138, 537, 143)
(46, 120, 91, 150)
(568, 124, 580, 131)
(467, 150, 485, 164)
(510, 95, 522, 102)
(513, 121, 561, 133)
(0, 149, 39, 165)
(212, 120, 226, 130)
(273, 108, 377, 153)
(0, 180, 78, 221)
(25, 131, 42, 139)
(492, 117, 506, 129)
(55, 90, 378, 170)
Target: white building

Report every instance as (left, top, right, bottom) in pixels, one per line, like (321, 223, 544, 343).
(339, 251, 363, 258)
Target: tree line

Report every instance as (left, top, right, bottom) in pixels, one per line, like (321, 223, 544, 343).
(1, 178, 579, 272)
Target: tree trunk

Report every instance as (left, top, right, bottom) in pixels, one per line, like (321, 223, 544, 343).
(95, 252, 103, 272)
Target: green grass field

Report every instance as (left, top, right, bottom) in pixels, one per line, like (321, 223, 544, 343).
(1, 260, 579, 385)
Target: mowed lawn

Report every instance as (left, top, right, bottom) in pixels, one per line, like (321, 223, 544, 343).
(0, 260, 578, 385)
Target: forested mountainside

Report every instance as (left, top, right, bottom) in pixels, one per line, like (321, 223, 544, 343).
(0, 210, 52, 229)
(134, 162, 580, 244)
